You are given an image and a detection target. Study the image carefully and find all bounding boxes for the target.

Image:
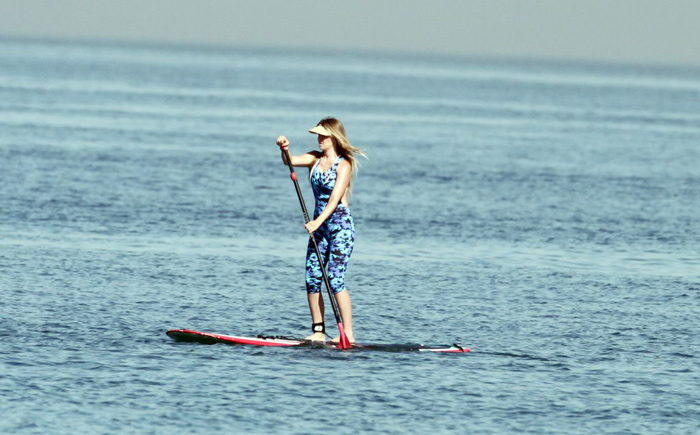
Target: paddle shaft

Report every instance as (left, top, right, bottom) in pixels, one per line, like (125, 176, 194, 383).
(282, 149, 347, 336)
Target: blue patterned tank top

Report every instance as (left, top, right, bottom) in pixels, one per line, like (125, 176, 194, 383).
(309, 156, 346, 218)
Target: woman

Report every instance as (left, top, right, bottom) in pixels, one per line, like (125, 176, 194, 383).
(276, 117, 366, 343)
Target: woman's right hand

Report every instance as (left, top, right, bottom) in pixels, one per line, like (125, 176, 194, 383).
(276, 136, 289, 150)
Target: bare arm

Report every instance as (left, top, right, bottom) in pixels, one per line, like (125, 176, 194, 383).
(305, 159, 352, 234)
(276, 135, 320, 168)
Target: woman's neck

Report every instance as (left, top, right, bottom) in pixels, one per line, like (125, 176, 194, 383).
(323, 148, 339, 161)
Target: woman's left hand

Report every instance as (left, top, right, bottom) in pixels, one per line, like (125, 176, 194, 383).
(305, 219, 322, 234)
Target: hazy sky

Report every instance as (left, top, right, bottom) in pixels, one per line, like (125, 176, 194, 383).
(1, 0, 699, 67)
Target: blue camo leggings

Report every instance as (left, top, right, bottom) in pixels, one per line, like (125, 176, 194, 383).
(305, 205, 354, 294)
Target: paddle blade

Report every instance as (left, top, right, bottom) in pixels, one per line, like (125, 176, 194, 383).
(336, 322, 352, 350)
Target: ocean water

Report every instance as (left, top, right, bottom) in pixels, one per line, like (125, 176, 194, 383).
(1, 38, 699, 434)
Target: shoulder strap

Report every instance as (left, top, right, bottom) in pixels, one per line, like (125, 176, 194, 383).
(309, 157, 321, 181)
(332, 156, 344, 169)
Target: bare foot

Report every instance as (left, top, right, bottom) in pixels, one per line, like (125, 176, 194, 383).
(304, 332, 327, 342)
(331, 333, 355, 344)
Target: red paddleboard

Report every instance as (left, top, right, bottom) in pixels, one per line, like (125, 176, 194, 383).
(166, 329, 470, 353)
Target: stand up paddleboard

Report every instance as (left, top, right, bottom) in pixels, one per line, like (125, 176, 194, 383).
(167, 329, 470, 353)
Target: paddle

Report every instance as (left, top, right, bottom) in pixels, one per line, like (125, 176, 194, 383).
(282, 148, 352, 350)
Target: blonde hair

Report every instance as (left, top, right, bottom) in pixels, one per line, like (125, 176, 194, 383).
(315, 117, 367, 197)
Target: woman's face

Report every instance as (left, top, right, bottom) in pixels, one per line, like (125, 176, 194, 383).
(317, 134, 334, 152)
